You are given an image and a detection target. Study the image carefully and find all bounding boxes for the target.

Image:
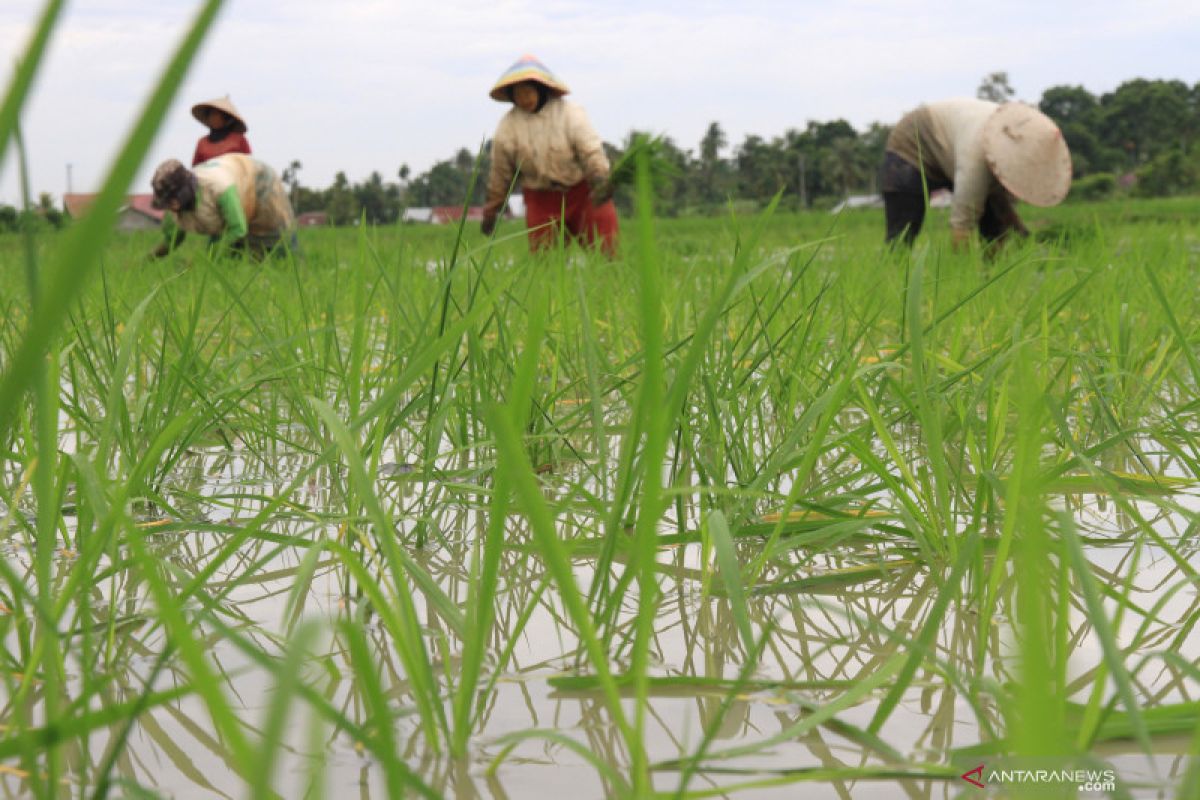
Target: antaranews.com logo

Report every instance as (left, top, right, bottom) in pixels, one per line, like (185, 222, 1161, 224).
(960, 761, 1118, 793)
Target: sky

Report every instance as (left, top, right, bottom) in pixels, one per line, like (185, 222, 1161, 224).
(1, 0, 1198, 205)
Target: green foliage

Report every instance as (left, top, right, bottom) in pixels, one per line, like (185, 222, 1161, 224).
(1042, 77, 1200, 183)
(4, 187, 1200, 797)
(1134, 148, 1200, 196)
(1072, 171, 1118, 201)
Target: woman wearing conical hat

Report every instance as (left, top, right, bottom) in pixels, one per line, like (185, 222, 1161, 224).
(191, 95, 252, 167)
(482, 55, 619, 256)
(881, 99, 1071, 250)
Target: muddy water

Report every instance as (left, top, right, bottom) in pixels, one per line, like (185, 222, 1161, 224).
(2, 440, 1195, 799)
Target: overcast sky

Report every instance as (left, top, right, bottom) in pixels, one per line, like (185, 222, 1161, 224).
(1, 0, 1198, 204)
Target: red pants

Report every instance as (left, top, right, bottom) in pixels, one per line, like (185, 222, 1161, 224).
(523, 181, 619, 257)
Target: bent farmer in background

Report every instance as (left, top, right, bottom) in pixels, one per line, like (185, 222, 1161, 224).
(482, 54, 619, 256)
(881, 99, 1071, 249)
(151, 154, 296, 259)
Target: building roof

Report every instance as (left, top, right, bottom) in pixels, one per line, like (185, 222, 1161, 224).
(296, 211, 328, 226)
(402, 207, 434, 223)
(64, 193, 164, 222)
(431, 206, 489, 224)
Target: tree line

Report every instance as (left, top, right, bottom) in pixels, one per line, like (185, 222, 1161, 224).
(275, 75, 1198, 224)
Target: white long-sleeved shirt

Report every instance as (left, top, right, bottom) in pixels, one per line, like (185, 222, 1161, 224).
(486, 97, 610, 210)
(887, 98, 1001, 231)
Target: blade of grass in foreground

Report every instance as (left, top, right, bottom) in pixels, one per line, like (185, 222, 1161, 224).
(626, 143, 668, 798)
(0, 0, 66, 165)
(450, 281, 544, 757)
(0, 0, 227, 445)
(247, 621, 321, 799)
(867, 530, 980, 735)
(1008, 349, 1068, 762)
(676, 649, 907, 765)
(311, 398, 455, 752)
(487, 406, 638, 777)
(706, 510, 754, 652)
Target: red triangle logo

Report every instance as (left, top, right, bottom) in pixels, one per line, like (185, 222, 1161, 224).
(961, 763, 985, 788)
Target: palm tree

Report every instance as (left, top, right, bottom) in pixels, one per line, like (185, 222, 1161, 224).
(282, 160, 302, 208)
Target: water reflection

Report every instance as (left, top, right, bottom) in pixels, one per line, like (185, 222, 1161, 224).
(2, 434, 1196, 798)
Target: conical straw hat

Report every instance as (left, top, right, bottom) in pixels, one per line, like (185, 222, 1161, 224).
(489, 55, 570, 102)
(191, 95, 248, 132)
(982, 103, 1071, 206)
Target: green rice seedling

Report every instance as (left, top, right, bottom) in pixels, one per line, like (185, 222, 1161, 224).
(0, 0, 227, 444)
(6, 56, 1200, 795)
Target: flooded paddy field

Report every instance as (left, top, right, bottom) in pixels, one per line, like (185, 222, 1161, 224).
(4, 199, 1200, 798)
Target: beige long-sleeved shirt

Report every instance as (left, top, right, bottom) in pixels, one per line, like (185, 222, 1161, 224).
(887, 98, 1002, 231)
(174, 154, 294, 237)
(486, 97, 610, 212)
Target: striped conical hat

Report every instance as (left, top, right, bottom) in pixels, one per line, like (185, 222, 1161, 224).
(982, 103, 1071, 206)
(489, 55, 570, 102)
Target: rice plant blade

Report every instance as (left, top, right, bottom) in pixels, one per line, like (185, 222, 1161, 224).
(246, 621, 321, 798)
(0, 0, 66, 167)
(867, 531, 980, 735)
(0, 0, 227, 444)
(706, 510, 754, 652)
(487, 729, 631, 796)
(486, 406, 635, 747)
(1059, 511, 1152, 754)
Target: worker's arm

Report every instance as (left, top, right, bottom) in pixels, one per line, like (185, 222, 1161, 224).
(949, 157, 992, 252)
(210, 186, 249, 254)
(482, 122, 516, 235)
(151, 211, 186, 258)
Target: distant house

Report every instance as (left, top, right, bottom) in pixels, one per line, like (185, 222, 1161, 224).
(296, 211, 328, 227)
(431, 206, 490, 224)
(831, 194, 884, 212)
(64, 193, 164, 231)
(403, 206, 513, 225)
(829, 188, 952, 213)
(402, 207, 434, 223)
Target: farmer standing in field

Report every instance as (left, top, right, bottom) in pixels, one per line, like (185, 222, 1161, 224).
(191, 95, 252, 167)
(482, 55, 619, 256)
(881, 100, 1071, 249)
(149, 153, 296, 259)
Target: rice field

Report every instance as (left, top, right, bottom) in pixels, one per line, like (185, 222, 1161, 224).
(7, 4, 1200, 798)
(4, 186, 1200, 799)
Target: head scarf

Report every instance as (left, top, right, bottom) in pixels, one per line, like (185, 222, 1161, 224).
(151, 159, 197, 210)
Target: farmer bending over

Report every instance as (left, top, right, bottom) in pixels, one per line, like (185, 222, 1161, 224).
(151, 154, 297, 259)
(881, 99, 1071, 250)
(482, 55, 619, 257)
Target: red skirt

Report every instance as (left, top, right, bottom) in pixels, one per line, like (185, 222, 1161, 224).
(523, 181, 619, 257)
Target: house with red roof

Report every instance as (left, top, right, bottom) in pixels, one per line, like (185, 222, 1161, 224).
(63, 193, 165, 231)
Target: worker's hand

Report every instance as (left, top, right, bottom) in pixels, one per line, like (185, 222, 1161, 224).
(589, 177, 614, 206)
(150, 242, 171, 259)
(481, 213, 498, 237)
(950, 228, 972, 252)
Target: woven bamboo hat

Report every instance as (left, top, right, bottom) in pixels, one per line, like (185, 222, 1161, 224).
(191, 95, 248, 132)
(982, 103, 1071, 206)
(489, 55, 570, 102)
